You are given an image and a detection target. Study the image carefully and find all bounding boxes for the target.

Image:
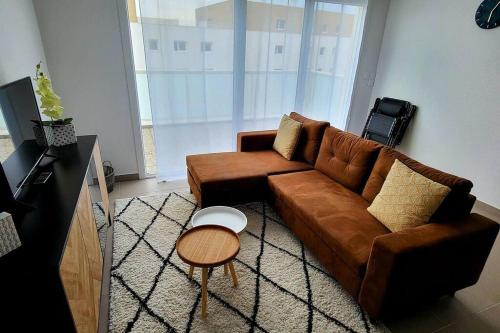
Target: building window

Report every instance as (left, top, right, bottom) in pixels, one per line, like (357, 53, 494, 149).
(274, 45, 283, 54)
(321, 24, 328, 34)
(201, 41, 212, 52)
(174, 40, 187, 51)
(148, 39, 159, 51)
(276, 19, 286, 31)
(319, 47, 326, 55)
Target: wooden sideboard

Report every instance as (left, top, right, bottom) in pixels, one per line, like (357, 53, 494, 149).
(0, 136, 108, 332)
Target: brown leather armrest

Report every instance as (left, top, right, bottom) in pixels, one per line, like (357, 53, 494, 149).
(359, 213, 499, 318)
(237, 130, 277, 152)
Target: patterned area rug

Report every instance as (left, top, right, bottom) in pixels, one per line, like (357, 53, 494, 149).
(110, 192, 387, 333)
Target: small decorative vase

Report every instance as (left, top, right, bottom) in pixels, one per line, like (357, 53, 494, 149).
(44, 123, 77, 147)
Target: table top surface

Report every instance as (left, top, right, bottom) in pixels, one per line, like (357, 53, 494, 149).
(191, 206, 247, 233)
(176, 225, 240, 267)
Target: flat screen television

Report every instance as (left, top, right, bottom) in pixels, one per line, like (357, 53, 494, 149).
(0, 77, 49, 200)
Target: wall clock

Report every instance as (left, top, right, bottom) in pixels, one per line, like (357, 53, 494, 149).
(476, 0, 500, 29)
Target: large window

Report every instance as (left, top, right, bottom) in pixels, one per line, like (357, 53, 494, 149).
(128, 0, 367, 178)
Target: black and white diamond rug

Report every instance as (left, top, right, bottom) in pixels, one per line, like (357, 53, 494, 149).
(109, 192, 388, 333)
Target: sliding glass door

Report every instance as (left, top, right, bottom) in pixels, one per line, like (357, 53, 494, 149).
(129, 0, 367, 179)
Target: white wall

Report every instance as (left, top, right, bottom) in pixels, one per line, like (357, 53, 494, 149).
(33, 0, 141, 176)
(0, 0, 48, 85)
(346, 0, 390, 135)
(369, 0, 500, 208)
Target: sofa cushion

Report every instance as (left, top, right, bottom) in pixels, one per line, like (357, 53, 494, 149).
(289, 112, 330, 164)
(268, 170, 390, 276)
(314, 127, 382, 192)
(362, 147, 474, 216)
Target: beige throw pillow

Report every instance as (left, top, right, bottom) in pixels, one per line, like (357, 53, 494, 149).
(273, 114, 302, 160)
(367, 159, 451, 232)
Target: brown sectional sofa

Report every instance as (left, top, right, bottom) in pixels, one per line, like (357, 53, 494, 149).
(186, 115, 499, 318)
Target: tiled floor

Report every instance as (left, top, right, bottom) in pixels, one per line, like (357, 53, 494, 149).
(102, 178, 500, 333)
(108, 177, 188, 202)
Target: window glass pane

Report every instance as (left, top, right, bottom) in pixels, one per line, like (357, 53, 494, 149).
(302, 1, 366, 129)
(137, 0, 234, 179)
(129, 0, 367, 177)
(244, 0, 305, 131)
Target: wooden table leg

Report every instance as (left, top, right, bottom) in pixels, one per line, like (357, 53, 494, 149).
(228, 262, 238, 287)
(188, 266, 194, 280)
(224, 264, 228, 275)
(201, 268, 208, 317)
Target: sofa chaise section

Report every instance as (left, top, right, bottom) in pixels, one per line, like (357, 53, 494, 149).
(187, 115, 329, 208)
(187, 150, 312, 207)
(187, 127, 317, 208)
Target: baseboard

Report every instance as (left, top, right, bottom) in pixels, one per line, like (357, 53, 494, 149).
(92, 173, 140, 185)
(115, 173, 140, 182)
(473, 200, 500, 222)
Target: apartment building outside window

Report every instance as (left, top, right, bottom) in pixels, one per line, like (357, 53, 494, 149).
(274, 45, 283, 54)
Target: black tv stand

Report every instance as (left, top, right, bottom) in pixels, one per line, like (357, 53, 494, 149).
(0, 136, 110, 332)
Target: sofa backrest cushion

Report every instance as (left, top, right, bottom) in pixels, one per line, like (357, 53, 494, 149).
(362, 147, 474, 216)
(315, 127, 382, 192)
(289, 112, 330, 164)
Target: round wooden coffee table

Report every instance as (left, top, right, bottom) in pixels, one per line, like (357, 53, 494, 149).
(176, 225, 240, 318)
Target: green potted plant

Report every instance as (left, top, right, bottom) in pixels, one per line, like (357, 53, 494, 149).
(32, 62, 76, 147)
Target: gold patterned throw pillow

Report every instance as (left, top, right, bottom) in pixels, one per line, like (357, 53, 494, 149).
(367, 159, 451, 232)
(273, 114, 303, 160)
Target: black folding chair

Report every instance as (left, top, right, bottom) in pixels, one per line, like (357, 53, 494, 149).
(361, 97, 416, 148)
